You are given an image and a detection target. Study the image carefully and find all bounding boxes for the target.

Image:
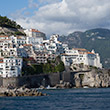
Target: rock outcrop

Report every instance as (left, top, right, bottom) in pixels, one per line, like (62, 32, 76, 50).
(0, 87, 47, 97)
(74, 69, 110, 88)
(0, 27, 25, 36)
(55, 80, 72, 89)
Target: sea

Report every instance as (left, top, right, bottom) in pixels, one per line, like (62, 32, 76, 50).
(0, 88, 110, 110)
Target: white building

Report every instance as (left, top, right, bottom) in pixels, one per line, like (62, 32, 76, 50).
(24, 29, 46, 40)
(0, 57, 22, 77)
(43, 34, 65, 54)
(0, 36, 9, 40)
(10, 35, 27, 47)
(50, 34, 59, 43)
(27, 36, 43, 45)
(0, 38, 17, 57)
(61, 48, 102, 68)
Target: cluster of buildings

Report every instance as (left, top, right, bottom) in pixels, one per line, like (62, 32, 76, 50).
(0, 29, 102, 77)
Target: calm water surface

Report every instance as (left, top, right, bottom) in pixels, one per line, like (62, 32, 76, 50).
(0, 88, 110, 110)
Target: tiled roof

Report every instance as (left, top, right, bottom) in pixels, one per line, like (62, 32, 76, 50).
(0, 36, 9, 37)
(0, 58, 3, 63)
(87, 52, 94, 54)
(31, 29, 41, 33)
(0, 39, 11, 41)
(23, 44, 32, 46)
(73, 48, 87, 51)
(79, 52, 86, 54)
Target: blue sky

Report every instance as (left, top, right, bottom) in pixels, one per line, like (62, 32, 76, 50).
(0, 0, 28, 16)
(0, 0, 110, 37)
(0, 0, 62, 17)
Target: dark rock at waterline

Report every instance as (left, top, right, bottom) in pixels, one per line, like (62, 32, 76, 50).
(0, 87, 47, 97)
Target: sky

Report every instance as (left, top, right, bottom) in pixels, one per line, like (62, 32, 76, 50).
(0, 0, 110, 37)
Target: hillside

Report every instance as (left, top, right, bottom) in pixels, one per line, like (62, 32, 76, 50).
(59, 28, 110, 68)
(0, 16, 25, 36)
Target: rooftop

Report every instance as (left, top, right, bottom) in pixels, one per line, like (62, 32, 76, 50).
(31, 29, 41, 33)
(73, 48, 87, 51)
(23, 44, 32, 47)
(0, 36, 9, 37)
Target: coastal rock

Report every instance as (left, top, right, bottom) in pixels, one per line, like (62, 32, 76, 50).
(0, 87, 47, 97)
(74, 77, 81, 88)
(74, 69, 110, 88)
(55, 81, 72, 88)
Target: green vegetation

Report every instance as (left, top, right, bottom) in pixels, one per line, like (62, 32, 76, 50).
(0, 15, 26, 36)
(79, 74, 84, 81)
(14, 31, 26, 36)
(0, 16, 22, 29)
(22, 56, 65, 76)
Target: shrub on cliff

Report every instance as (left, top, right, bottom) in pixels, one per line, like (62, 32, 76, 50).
(0, 16, 22, 29)
(22, 56, 65, 75)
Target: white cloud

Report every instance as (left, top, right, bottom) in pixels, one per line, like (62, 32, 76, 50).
(10, 7, 27, 19)
(28, 0, 38, 8)
(38, 0, 62, 4)
(13, 0, 110, 37)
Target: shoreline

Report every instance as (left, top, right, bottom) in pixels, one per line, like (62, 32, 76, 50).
(0, 87, 47, 97)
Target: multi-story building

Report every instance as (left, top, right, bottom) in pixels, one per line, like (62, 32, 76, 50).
(43, 34, 65, 54)
(0, 57, 22, 77)
(27, 36, 43, 45)
(0, 38, 17, 57)
(10, 36, 27, 47)
(24, 29, 46, 40)
(61, 48, 102, 68)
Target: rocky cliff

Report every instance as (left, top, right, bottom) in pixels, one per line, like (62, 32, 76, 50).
(0, 27, 26, 36)
(74, 69, 110, 88)
(0, 15, 25, 36)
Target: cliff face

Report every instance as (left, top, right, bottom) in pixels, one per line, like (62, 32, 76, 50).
(74, 69, 110, 88)
(0, 16, 25, 36)
(0, 27, 26, 36)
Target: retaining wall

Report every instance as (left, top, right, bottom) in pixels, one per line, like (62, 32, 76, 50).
(1, 72, 72, 88)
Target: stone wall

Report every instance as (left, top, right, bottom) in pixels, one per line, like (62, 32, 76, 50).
(48, 73, 60, 86)
(1, 72, 72, 88)
(2, 74, 50, 88)
(0, 77, 3, 87)
(62, 71, 71, 82)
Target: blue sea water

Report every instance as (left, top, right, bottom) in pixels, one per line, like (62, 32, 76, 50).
(0, 88, 110, 110)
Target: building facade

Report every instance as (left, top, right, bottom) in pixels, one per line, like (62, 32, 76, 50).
(24, 29, 46, 40)
(61, 48, 102, 68)
(0, 57, 22, 77)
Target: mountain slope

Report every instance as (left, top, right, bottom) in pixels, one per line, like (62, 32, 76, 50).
(0, 16, 25, 36)
(59, 28, 110, 68)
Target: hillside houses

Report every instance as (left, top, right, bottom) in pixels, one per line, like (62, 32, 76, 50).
(0, 28, 102, 77)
